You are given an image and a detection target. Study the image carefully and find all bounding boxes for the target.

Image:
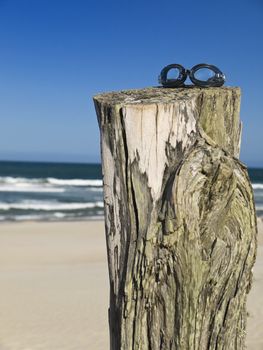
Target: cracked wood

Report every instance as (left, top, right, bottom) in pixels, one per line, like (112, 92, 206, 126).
(94, 87, 257, 350)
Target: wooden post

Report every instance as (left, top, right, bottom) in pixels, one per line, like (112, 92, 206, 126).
(94, 87, 257, 350)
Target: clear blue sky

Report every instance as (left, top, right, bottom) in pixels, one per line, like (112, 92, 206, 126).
(0, 0, 262, 166)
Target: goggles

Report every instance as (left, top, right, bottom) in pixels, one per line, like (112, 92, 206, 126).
(159, 63, 225, 88)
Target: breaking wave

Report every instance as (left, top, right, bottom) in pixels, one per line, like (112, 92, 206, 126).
(0, 176, 103, 193)
(0, 200, 104, 211)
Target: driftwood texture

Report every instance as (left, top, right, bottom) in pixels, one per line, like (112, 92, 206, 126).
(94, 87, 257, 350)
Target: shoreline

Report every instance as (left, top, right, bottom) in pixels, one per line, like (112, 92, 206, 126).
(0, 215, 261, 223)
(0, 216, 105, 224)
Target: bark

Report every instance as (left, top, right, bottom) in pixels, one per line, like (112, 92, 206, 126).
(94, 87, 257, 350)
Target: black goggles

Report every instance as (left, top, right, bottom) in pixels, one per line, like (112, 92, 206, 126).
(158, 63, 225, 88)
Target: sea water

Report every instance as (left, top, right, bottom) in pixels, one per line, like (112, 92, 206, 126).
(0, 161, 262, 221)
(0, 161, 103, 221)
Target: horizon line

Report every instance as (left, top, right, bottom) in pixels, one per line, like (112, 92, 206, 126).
(0, 158, 262, 169)
(0, 159, 101, 166)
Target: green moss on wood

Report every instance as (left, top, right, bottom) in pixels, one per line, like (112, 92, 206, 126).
(94, 87, 257, 350)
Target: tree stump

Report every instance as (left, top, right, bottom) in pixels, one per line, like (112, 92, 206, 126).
(94, 87, 257, 350)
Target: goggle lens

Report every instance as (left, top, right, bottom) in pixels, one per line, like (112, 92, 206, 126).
(167, 67, 181, 81)
(193, 67, 215, 82)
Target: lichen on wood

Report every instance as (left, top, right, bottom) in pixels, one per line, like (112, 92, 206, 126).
(94, 87, 257, 350)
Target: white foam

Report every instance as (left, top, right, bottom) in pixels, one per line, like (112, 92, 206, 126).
(47, 178, 103, 186)
(252, 183, 263, 190)
(0, 185, 65, 193)
(53, 212, 67, 218)
(0, 176, 42, 184)
(89, 187, 103, 192)
(0, 200, 104, 211)
(0, 213, 105, 222)
(14, 214, 46, 221)
(0, 176, 103, 192)
(9, 213, 67, 221)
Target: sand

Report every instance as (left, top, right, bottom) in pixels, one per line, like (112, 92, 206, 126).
(0, 220, 262, 350)
(0, 221, 109, 350)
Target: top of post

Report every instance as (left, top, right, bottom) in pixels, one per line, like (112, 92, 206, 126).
(94, 86, 242, 160)
(93, 86, 240, 106)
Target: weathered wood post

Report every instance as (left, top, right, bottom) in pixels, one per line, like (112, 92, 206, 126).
(94, 87, 257, 350)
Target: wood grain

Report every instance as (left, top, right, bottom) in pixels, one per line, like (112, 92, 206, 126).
(94, 87, 257, 350)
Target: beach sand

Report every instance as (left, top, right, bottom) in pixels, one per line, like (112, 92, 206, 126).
(0, 220, 262, 350)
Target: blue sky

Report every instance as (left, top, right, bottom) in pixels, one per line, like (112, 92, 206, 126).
(0, 0, 262, 165)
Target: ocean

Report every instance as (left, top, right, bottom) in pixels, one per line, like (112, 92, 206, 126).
(0, 161, 103, 222)
(0, 161, 262, 222)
